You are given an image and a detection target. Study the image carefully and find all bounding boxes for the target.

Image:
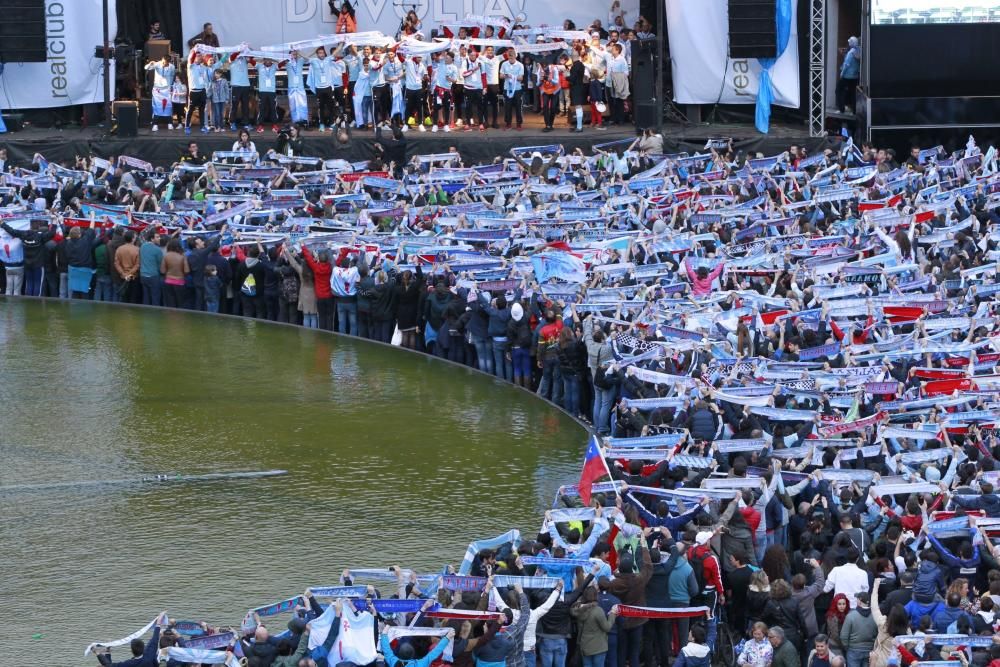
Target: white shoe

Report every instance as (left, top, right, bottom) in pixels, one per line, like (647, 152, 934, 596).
(443, 125, 451, 132)
(418, 125, 426, 132)
(431, 125, 439, 133)
(151, 124, 158, 132)
(167, 123, 174, 130)
(401, 125, 409, 132)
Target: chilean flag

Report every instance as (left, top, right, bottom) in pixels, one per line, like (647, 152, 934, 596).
(578, 436, 608, 506)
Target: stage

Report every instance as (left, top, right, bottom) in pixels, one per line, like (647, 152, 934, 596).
(0, 112, 824, 168)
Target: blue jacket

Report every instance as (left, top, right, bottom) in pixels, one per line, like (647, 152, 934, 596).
(952, 493, 1000, 518)
(904, 599, 942, 623)
(912, 560, 946, 602)
(674, 643, 712, 667)
(931, 605, 970, 634)
(927, 533, 980, 582)
(479, 292, 513, 337)
(666, 558, 699, 604)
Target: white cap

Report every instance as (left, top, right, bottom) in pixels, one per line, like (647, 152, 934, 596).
(511, 303, 524, 321)
(695, 531, 713, 546)
(591, 31, 601, 37)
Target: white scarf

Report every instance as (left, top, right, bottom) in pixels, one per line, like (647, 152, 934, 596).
(84, 615, 161, 657)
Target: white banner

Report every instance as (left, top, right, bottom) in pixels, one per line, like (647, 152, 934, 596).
(665, 0, 800, 108)
(2, 0, 117, 109)
(181, 0, 637, 52)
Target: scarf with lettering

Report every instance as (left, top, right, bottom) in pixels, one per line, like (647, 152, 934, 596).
(180, 632, 235, 650)
(160, 647, 240, 666)
(819, 411, 887, 436)
(615, 605, 709, 619)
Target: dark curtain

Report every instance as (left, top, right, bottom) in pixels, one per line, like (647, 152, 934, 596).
(115, 0, 183, 55)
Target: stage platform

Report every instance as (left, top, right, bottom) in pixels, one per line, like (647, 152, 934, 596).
(0, 113, 824, 168)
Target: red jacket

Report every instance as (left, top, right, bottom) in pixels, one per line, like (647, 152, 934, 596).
(688, 544, 725, 596)
(301, 247, 333, 300)
(739, 507, 761, 537)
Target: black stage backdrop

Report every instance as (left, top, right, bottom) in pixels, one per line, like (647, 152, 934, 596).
(869, 23, 1000, 98)
(116, 0, 183, 54)
(0, 132, 833, 171)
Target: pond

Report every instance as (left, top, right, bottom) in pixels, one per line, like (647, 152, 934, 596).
(0, 299, 586, 665)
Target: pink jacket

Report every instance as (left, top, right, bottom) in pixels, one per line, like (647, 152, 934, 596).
(685, 261, 724, 297)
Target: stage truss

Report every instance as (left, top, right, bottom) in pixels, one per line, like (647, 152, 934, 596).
(809, 0, 827, 137)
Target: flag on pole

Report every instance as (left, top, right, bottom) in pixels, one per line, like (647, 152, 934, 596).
(578, 436, 607, 506)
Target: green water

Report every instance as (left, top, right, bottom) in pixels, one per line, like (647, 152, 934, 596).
(0, 299, 586, 664)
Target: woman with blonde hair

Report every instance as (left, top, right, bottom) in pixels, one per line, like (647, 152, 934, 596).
(737, 622, 773, 667)
(746, 569, 771, 631)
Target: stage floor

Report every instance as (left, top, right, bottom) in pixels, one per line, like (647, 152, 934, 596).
(0, 112, 820, 167)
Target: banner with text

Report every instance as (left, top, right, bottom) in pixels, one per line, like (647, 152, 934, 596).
(181, 0, 638, 52)
(3, 0, 117, 109)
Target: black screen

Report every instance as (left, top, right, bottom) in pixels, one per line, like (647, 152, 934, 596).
(869, 23, 1000, 97)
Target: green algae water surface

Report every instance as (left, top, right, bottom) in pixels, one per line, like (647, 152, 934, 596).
(0, 298, 586, 665)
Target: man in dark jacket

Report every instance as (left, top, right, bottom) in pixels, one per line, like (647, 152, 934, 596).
(356, 262, 377, 339)
(880, 569, 914, 615)
(480, 292, 513, 381)
(65, 219, 100, 298)
(608, 530, 654, 667)
(537, 572, 595, 667)
(768, 626, 800, 667)
(241, 624, 280, 667)
(94, 613, 165, 667)
(184, 225, 223, 311)
(949, 481, 1000, 517)
(686, 400, 720, 442)
(236, 245, 268, 318)
(912, 551, 947, 603)
(640, 540, 685, 667)
(475, 587, 531, 667)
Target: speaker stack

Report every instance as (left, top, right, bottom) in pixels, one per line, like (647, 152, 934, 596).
(0, 0, 47, 62)
(631, 38, 660, 131)
(728, 0, 777, 59)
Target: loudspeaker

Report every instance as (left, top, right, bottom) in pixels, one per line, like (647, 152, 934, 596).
(114, 100, 138, 137)
(634, 101, 660, 130)
(0, 0, 47, 63)
(1, 112, 24, 131)
(728, 0, 777, 59)
(630, 39, 657, 101)
(145, 40, 171, 61)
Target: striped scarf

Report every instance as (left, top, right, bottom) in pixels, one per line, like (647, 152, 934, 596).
(160, 647, 240, 666)
(615, 605, 709, 619)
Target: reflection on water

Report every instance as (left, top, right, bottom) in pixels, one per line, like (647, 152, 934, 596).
(0, 299, 585, 665)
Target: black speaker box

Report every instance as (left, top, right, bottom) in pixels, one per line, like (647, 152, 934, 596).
(630, 38, 657, 102)
(114, 100, 138, 137)
(0, 0, 47, 62)
(634, 101, 659, 130)
(728, 0, 777, 59)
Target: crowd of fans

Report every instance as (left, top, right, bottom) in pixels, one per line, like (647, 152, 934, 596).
(142, 2, 656, 135)
(7, 130, 1000, 667)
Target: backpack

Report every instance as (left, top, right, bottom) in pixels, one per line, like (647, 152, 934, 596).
(689, 548, 711, 595)
(594, 366, 620, 390)
(280, 272, 299, 302)
(240, 272, 257, 297)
